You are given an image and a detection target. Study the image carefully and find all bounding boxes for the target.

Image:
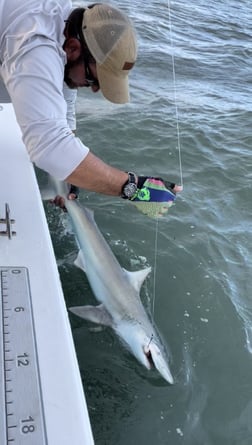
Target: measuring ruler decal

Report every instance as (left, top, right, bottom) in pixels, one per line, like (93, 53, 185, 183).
(0, 267, 47, 444)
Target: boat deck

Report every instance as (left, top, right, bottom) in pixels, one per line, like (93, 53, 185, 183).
(0, 103, 94, 444)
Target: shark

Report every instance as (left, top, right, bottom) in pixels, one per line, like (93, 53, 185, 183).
(47, 178, 174, 384)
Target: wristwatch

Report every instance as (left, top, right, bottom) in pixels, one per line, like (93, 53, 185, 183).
(121, 172, 138, 199)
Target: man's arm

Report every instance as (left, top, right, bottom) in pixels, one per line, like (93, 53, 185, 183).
(52, 152, 129, 209)
(66, 151, 129, 196)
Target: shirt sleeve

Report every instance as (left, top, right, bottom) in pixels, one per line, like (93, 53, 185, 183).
(63, 83, 77, 131)
(1, 39, 89, 180)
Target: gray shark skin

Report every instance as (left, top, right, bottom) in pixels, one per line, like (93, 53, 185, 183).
(49, 178, 174, 384)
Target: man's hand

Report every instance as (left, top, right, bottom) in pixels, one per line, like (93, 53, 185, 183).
(131, 176, 183, 218)
(50, 184, 79, 212)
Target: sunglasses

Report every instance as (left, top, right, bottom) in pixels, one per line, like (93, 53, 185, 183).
(82, 46, 99, 88)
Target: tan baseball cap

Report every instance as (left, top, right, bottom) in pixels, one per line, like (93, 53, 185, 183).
(82, 4, 137, 104)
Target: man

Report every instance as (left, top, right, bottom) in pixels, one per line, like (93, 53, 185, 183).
(0, 1, 181, 216)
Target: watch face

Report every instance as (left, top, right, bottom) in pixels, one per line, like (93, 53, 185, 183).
(124, 182, 137, 198)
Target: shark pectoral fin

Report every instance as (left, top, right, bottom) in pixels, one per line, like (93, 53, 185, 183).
(69, 304, 113, 327)
(74, 250, 86, 272)
(123, 266, 152, 292)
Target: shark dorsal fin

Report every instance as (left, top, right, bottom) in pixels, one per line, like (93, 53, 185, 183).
(123, 267, 152, 292)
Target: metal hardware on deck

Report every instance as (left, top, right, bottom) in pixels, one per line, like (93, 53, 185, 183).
(0, 203, 16, 238)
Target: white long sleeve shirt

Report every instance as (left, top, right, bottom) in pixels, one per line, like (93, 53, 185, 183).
(0, 0, 89, 180)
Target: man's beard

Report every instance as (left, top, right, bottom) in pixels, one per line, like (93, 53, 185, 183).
(64, 56, 83, 89)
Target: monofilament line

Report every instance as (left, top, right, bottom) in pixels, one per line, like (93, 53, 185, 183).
(152, 1, 183, 318)
(152, 218, 159, 316)
(167, 0, 183, 188)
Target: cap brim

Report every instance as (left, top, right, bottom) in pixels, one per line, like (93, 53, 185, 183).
(97, 64, 130, 104)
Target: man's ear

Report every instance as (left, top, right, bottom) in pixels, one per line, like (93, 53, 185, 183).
(64, 38, 82, 61)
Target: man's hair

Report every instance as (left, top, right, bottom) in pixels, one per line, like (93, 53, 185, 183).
(65, 8, 85, 39)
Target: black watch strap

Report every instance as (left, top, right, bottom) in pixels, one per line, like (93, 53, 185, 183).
(121, 172, 137, 199)
(127, 172, 136, 185)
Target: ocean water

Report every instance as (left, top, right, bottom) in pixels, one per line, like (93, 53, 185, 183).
(43, 1, 252, 444)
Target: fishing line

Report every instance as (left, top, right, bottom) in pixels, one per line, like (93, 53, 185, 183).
(152, 0, 183, 317)
(147, 333, 154, 349)
(152, 218, 159, 316)
(167, 0, 184, 188)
